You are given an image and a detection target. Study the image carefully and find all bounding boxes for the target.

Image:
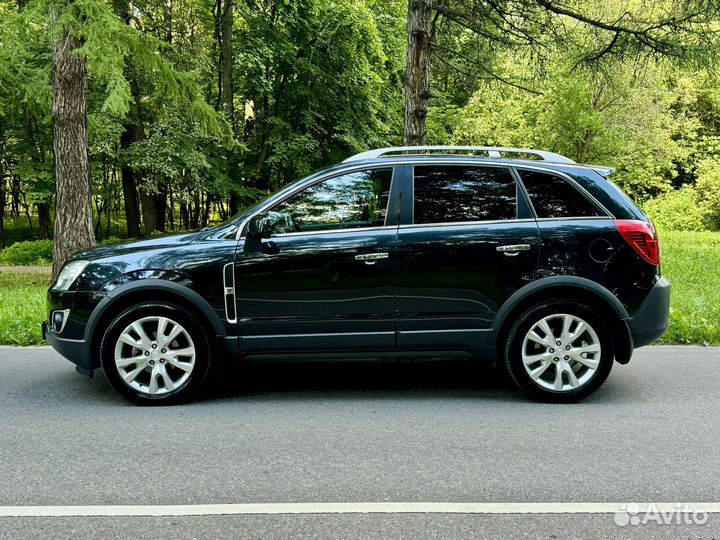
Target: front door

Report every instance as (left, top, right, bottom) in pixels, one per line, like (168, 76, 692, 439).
(235, 167, 399, 354)
(395, 164, 541, 354)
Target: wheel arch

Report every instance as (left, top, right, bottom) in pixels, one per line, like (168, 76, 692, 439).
(85, 279, 227, 369)
(491, 277, 633, 364)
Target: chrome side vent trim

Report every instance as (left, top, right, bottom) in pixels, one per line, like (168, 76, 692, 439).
(223, 262, 237, 323)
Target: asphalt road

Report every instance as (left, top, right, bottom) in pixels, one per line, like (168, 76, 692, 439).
(0, 345, 719, 539)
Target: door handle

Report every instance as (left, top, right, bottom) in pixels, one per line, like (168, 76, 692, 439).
(355, 252, 389, 263)
(496, 244, 531, 255)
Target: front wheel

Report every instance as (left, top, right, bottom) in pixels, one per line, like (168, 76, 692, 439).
(100, 302, 212, 405)
(503, 300, 614, 403)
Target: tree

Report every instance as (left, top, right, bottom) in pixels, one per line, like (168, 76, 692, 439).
(237, 0, 395, 190)
(50, 0, 95, 275)
(404, 0, 720, 146)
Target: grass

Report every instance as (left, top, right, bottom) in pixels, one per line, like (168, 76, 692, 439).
(0, 229, 718, 346)
(659, 230, 720, 345)
(0, 271, 50, 346)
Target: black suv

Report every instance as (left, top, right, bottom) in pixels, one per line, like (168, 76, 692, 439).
(44, 146, 670, 404)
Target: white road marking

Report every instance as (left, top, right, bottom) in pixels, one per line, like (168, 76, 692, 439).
(1, 502, 720, 517)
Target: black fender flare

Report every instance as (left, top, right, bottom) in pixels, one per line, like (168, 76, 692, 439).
(83, 278, 228, 365)
(489, 276, 633, 362)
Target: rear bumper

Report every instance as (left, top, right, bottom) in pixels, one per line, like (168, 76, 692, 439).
(627, 276, 671, 348)
(42, 321, 93, 377)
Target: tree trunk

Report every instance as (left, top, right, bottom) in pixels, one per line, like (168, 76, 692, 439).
(403, 0, 433, 146)
(0, 175, 6, 247)
(220, 0, 234, 119)
(155, 183, 167, 232)
(114, 0, 146, 238)
(202, 193, 211, 227)
(140, 189, 160, 235)
(219, 0, 239, 214)
(37, 202, 50, 239)
(11, 176, 20, 217)
(51, 9, 95, 277)
(164, 0, 172, 43)
(120, 130, 141, 237)
(180, 200, 189, 229)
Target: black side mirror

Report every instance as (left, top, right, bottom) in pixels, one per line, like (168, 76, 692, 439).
(246, 213, 273, 239)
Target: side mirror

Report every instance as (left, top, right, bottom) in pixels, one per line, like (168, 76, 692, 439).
(246, 213, 273, 239)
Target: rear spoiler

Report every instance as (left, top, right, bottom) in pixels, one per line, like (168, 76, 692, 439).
(591, 166, 615, 177)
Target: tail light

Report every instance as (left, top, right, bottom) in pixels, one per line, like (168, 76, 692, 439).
(615, 219, 660, 265)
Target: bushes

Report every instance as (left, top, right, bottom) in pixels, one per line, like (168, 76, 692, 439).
(644, 158, 720, 231)
(0, 240, 53, 265)
(695, 159, 720, 230)
(644, 187, 706, 232)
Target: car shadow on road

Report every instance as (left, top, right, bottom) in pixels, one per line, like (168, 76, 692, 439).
(212, 359, 531, 404)
(69, 357, 633, 406)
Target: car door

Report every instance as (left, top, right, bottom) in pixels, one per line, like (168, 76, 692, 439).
(234, 166, 400, 354)
(395, 163, 541, 355)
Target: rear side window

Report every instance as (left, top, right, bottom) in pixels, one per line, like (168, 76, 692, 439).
(519, 170, 605, 218)
(414, 166, 516, 224)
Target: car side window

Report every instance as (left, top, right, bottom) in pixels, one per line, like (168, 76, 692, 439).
(267, 168, 393, 234)
(413, 165, 516, 224)
(519, 170, 605, 218)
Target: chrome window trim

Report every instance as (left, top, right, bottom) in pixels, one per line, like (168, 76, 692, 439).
(233, 158, 614, 239)
(511, 164, 613, 219)
(270, 224, 399, 238)
(398, 218, 537, 230)
(534, 216, 614, 222)
(235, 164, 398, 240)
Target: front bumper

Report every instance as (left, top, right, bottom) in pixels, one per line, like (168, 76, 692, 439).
(42, 321, 93, 377)
(627, 276, 671, 348)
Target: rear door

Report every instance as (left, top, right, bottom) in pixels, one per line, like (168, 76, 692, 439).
(395, 163, 540, 354)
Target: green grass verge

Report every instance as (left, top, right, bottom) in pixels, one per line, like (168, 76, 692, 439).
(659, 230, 720, 345)
(0, 229, 718, 346)
(0, 272, 49, 346)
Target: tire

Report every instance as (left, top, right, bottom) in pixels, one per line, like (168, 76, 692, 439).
(100, 302, 213, 405)
(503, 300, 614, 403)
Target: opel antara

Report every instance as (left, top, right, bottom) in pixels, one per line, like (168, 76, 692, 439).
(44, 146, 670, 404)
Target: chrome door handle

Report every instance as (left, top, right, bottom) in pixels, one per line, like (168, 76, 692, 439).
(496, 244, 531, 253)
(355, 252, 389, 262)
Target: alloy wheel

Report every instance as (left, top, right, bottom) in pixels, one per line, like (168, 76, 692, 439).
(521, 313, 601, 392)
(113, 316, 196, 395)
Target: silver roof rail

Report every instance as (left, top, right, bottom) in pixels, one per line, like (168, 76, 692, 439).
(343, 146, 576, 164)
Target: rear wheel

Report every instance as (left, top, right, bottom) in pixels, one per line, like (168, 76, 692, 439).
(100, 302, 212, 405)
(503, 300, 614, 403)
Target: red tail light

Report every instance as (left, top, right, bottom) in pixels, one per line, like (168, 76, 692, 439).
(615, 219, 660, 265)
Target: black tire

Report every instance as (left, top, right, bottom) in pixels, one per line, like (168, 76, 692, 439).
(503, 300, 614, 403)
(100, 302, 213, 405)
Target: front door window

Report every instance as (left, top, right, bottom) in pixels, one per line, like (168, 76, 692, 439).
(265, 168, 393, 234)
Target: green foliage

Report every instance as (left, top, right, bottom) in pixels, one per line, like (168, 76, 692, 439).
(0, 240, 53, 265)
(3, 0, 720, 245)
(453, 58, 694, 200)
(695, 159, 720, 230)
(237, 0, 400, 190)
(644, 158, 720, 231)
(0, 271, 49, 346)
(644, 187, 706, 232)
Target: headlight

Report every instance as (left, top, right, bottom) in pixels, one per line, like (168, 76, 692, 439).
(52, 260, 90, 291)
